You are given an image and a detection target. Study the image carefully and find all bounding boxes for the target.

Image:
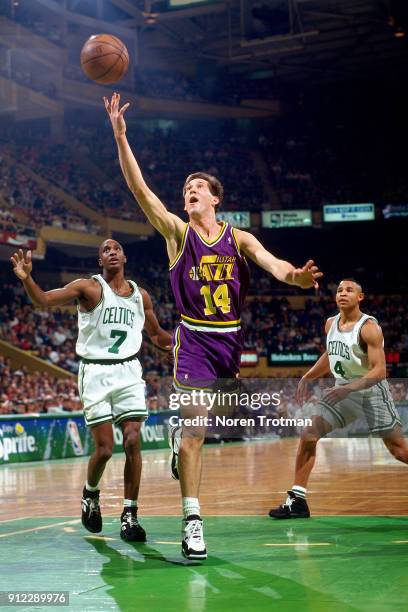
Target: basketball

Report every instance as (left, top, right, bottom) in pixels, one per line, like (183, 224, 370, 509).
(80, 34, 129, 84)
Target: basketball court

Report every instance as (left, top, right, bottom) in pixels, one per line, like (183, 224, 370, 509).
(1, 438, 407, 611)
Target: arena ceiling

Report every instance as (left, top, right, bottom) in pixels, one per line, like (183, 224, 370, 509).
(92, 0, 408, 84)
(11, 0, 408, 87)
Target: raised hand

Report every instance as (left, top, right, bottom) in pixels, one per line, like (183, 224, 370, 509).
(322, 385, 350, 406)
(103, 92, 130, 139)
(292, 259, 323, 289)
(11, 249, 32, 281)
(296, 376, 310, 406)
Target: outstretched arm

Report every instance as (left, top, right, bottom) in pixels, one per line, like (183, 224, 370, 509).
(11, 249, 92, 308)
(235, 230, 323, 289)
(140, 288, 172, 351)
(104, 93, 186, 245)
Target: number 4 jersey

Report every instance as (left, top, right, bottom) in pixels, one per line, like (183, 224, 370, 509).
(76, 274, 145, 360)
(327, 313, 378, 383)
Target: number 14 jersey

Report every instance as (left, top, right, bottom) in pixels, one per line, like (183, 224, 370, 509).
(169, 222, 250, 333)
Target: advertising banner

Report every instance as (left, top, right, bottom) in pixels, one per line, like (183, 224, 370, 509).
(216, 211, 251, 228)
(0, 412, 171, 465)
(262, 210, 312, 228)
(323, 203, 375, 222)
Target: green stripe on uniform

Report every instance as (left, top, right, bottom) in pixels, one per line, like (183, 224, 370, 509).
(79, 363, 86, 402)
(320, 400, 346, 428)
(115, 411, 148, 424)
(85, 415, 113, 427)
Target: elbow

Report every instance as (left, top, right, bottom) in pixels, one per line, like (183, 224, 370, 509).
(371, 364, 387, 381)
(378, 367, 387, 380)
(33, 296, 49, 309)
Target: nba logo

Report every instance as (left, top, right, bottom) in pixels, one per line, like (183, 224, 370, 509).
(67, 420, 84, 456)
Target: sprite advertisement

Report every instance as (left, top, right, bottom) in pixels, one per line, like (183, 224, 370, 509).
(0, 411, 171, 465)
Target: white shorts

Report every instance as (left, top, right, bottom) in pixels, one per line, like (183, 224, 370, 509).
(78, 358, 148, 428)
(304, 381, 400, 435)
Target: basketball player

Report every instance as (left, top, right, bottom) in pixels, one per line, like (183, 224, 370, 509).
(104, 92, 322, 559)
(11, 241, 172, 540)
(269, 279, 408, 519)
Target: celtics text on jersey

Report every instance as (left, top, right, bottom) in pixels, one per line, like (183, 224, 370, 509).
(76, 274, 145, 360)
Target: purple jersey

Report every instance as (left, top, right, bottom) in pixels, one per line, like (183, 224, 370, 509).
(169, 222, 250, 333)
(169, 221, 250, 390)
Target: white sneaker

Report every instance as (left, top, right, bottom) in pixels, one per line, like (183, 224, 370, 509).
(182, 516, 207, 560)
(168, 425, 182, 480)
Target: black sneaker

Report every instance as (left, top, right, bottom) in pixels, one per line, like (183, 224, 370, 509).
(120, 508, 146, 542)
(168, 425, 181, 480)
(81, 487, 102, 533)
(269, 490, 311, 519)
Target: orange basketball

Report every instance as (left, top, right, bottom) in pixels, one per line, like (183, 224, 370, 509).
(80, 34, 129, 84)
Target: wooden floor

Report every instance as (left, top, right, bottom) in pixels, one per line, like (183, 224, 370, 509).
(1, 437, 407, 521)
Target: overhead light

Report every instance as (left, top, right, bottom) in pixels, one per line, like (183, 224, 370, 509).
(387, 2, 408, 38)
(142, 11, 159, 24)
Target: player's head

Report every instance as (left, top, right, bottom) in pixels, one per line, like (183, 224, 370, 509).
(98, 239, 127, 272)
(183, 173, 224, 219)
(336, 278, 364, 309)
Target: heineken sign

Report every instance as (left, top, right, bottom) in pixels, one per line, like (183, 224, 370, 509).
(268, 351, 320, 366)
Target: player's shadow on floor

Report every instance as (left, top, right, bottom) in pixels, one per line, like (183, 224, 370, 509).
(89, 537, 201, 570)
(87, 539, 203, 611)
(88, 540, 360, 612)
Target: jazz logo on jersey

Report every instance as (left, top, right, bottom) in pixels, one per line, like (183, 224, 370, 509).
(328, 340, 350, 360)
(189, 255, 236, 282)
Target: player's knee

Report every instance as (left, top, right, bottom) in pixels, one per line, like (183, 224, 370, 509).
(389, 445, 408, 464)
(300, 427, 320, 445)
(300, 438, 319, 454)
(96, 444, 113, 463)
(123, 432, 141, 455)
(181, 430, 205, 450)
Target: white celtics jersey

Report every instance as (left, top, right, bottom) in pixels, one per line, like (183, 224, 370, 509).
(76, 274, 145, 360)
(327, 313, 378, 383)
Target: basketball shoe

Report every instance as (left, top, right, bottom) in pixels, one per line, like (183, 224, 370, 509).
(168, 425, 182, 480)
(182, 515, 207, 560)
(120, 508, 146, 542)
(81, 487, 102, 533)
(269, 490, 310, 519)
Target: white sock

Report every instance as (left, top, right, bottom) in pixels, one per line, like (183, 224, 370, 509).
(85, 481, 99, 492)
(292, 485, 307, 499)
(183, 497, 201, 519)
(124, 499, 137, 508)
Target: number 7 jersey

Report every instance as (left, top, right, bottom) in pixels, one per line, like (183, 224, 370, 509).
(76, 274, 145, 360)
(169, 222, 250, 333)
